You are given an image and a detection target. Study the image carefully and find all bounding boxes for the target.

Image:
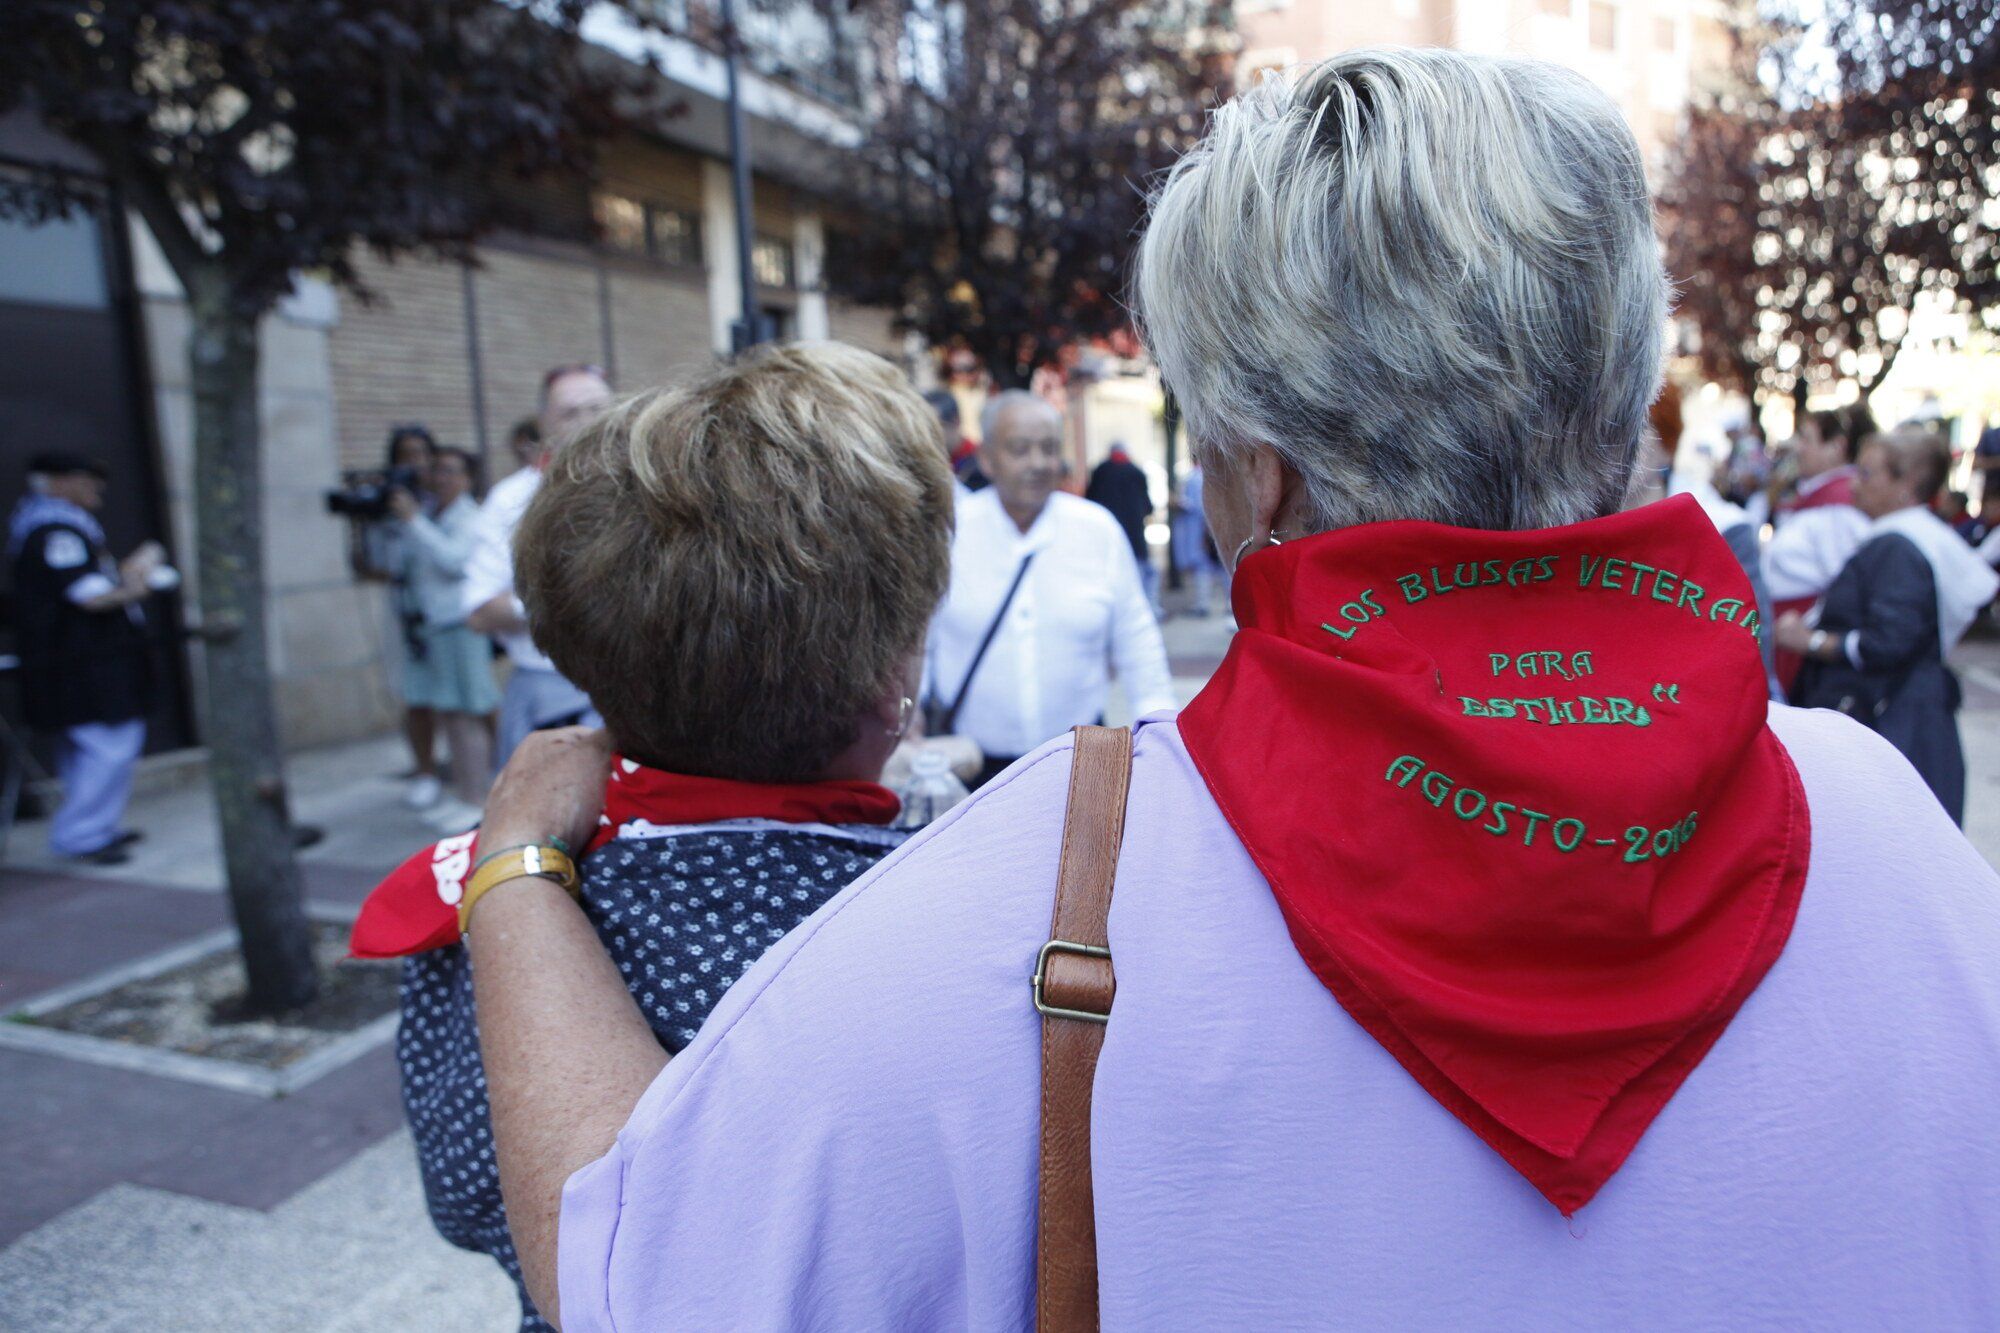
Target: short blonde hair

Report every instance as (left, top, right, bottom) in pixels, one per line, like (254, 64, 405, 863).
(515, 343, 954, 781)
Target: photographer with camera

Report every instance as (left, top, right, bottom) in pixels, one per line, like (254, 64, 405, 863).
(385, 447, 497, 834)
(333, 424, 445, 808)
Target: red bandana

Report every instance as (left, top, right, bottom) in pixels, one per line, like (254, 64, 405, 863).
(348, 761, 900, 959)
(1178, 495, 1809, 1214)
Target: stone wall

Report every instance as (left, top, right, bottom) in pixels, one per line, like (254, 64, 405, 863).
(329, 241, 722, 472)
(327, 254, 481, 469)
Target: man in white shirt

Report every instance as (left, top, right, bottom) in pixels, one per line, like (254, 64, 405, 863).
(466, 364, 614, 764)
(925, 390, 1175, 785)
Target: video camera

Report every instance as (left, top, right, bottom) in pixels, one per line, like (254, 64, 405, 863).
(324, 466, 424, 521)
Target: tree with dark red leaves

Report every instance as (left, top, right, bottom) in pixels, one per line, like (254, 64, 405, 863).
(829, 0, 1233, 388)
(1661, 2, 1997, 408)
(0, 1, 651, 1013)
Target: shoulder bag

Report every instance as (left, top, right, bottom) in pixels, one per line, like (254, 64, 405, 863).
(1033, 723, 1131, 1331)
(923, 552, 1035, 737)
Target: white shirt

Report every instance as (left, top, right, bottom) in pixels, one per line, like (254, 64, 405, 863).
(1763, 500, 1870, 602)
(926, 489, 1174, 757)
(461, 465, 553, 671)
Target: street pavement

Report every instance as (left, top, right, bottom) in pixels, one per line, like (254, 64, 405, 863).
(0, 739, 523, 1329)
(5, 603, 2000, 1328)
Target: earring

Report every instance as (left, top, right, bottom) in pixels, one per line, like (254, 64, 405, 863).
(889, 696, 915, 740)
(1231, 530, 1285, 571)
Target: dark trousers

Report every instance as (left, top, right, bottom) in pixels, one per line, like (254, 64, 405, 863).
(974, 717, 1106, 790)
(972, 754, 1020, 791)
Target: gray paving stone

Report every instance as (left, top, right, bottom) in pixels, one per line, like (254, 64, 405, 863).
(0, 1134, 515, 1331)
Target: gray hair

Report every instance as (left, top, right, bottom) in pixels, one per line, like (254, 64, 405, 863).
(980, 388, 1061, 444)
(1135, 48, 1667, 532)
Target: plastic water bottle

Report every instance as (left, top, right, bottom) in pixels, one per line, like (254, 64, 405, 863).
(894, 747, 971, 830)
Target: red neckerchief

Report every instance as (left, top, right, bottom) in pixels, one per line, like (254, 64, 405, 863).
(1778, 466, 1855, 514)
(348, 760, 899, 959)
(1178, 495, 1809, 1214)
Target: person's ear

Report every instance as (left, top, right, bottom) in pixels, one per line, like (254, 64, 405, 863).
(869, 650, 925, 734)
(869, 688, 908, 735)
(1244, 444, 1307, 537)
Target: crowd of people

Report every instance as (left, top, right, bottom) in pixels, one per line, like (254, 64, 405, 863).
(347, 365, 618, 838)
(14, 41, 2000, 1330)
(8, 326, 1192, 870)
(1690, 402, 2000, 824)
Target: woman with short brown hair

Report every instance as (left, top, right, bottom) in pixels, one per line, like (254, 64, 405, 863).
(350, 342, 952, 1332)
(514, 345, 951, 781)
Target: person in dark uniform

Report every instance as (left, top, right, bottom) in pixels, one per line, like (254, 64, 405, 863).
(1778, 428, 1998, 824)
(7, 451, 176, 863)
(1084, 441, 1158, 607)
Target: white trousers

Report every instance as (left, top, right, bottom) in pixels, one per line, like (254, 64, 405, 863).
(50, 718, 146, 856)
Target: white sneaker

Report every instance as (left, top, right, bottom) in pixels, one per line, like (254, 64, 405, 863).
(424, 797, 482, 835)
(403, 774, 443, 810)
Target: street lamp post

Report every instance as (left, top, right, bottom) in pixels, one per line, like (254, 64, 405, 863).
(719, 0, 767, 354)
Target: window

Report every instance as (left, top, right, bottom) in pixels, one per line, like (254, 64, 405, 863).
(751, 234, 796, 289)
(650, 207, 702, 268)
(593, 193, 648, 255)
(1654, 15, 1677, 51)
(0, 209, 108, 309)
(1589, 1, 1616, 50)
(592, 192, 704, 268)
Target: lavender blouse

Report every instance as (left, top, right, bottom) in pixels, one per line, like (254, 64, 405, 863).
(558, 709, 2000, 1329)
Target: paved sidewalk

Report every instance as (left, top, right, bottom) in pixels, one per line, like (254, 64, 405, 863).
(0, 1132, 517, 1331)
(0, 734, 517, 1327)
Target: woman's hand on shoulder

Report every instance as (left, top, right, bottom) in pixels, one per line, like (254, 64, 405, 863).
(483, 726, 614, 853)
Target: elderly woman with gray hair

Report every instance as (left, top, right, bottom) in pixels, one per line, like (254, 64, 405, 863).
(459, 50, 2000, 1329)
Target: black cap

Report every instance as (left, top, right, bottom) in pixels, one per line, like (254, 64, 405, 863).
(28, 450, 109, 481)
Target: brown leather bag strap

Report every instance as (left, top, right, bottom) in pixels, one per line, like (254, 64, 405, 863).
(1035, 724, 1133, 1333)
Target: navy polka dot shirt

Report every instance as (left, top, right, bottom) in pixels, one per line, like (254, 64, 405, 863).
(397, 823, 904, 1331)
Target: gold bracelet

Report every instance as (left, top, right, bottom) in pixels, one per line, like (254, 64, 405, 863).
(458, 843, 580, 935)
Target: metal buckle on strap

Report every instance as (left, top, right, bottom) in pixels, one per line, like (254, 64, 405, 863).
(1032, 938, 1113, 1023)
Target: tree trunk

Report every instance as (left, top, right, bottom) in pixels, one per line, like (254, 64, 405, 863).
(188, 274, 319, 1014)
(1861, 333, 1907, 397)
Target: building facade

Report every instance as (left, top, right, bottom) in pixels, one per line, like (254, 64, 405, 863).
(1235, 0, 1741, 181)
(0, 13, 907, 761)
